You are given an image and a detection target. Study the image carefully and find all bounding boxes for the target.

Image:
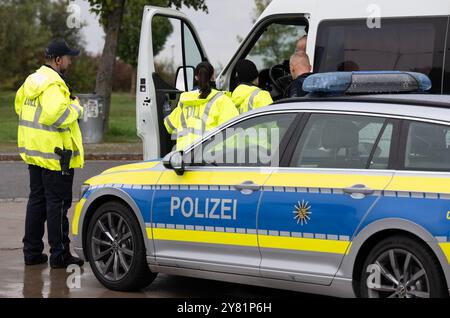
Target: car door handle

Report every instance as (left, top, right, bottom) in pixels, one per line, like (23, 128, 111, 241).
(233, 181, 261, 194)
(343, 184, 375, 196)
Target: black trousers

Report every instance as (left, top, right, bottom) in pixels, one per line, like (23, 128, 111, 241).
(23, 165, 74, 263)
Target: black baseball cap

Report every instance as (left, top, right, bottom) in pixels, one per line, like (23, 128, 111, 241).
(235, 59, 259, 84)
(45, 40, 80, 58)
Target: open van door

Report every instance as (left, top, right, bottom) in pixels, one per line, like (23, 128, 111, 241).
(137, 6, 208, 160)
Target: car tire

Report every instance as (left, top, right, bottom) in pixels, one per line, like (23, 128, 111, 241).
(359, 235, 447, 298)
(86, 201, 156, 291)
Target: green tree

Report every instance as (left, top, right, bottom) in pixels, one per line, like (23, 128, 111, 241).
(0, 0, 89, 91)
(87, 0, 208, 135)
(0, 0, 50, 90)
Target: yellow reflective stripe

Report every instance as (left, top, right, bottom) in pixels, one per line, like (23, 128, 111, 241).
(248, 89, 261, 111)
(201, 92, 224, 131)
(153, 228, 257, 247)
(176, 128, 203, 138)
(439, 242, 450, 264)
(258, 235, 351, 255)
(179, 102, 188, 130)
(151, 228, 350, 254)
(102, 161, 160, 174)
(164, 116, 176, 132)
(19, 100, 69, 132)
(18, 147, 60, 160)
(70, 104, 82, 118)
(19, 119, 69, 132)
(87, 170, 162, 186)
(53, 107, 71, 127)
(34, 100, 42, 122)
(72, 198, 86, 236)
(266, 172, 391, 190)
(386, 176, 450, 195)
(158, 171, 270, 186)
(268, 173, 450, 194)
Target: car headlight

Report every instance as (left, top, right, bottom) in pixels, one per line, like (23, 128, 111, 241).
(80, 184, 90, 199)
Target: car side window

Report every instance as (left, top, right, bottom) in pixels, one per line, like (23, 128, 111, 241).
(188, 113, 297, 167)
(404, 121, 450, 171)
(290, 114, 393, 169)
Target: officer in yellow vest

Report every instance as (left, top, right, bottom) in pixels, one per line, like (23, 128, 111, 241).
(15, 40, 84, 268)
(231, 59, 273, 114)
(164, 62, 239, 151)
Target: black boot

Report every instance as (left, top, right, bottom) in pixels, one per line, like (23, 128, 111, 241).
(25, 253, 48, 266)
(50, 254, 84, 269)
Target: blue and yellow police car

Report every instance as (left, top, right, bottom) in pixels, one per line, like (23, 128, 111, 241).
(73, 72, 450, 298)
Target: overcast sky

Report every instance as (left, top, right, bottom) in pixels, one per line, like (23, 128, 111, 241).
(73, 0, 256, 68)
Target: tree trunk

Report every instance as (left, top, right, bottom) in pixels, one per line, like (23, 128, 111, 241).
(129, 66, 136, 100)
(95, 0, 125, 137)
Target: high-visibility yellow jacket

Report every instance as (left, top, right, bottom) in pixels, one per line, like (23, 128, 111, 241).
(164, 89, 239, 151)
(15, 65, 84, 171)
(231, 84, 273, 114)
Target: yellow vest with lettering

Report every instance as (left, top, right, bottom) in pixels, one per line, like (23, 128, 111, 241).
(164, 89, 239, 151)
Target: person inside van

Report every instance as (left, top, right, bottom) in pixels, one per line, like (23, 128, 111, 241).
(231, 59, 273, 114)
(286, 53, 313, 98)
(164, 61, 239, 151)
(295, 35, 308, 54)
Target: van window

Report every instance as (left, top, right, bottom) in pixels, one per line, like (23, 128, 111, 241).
(315, 17, 448, 94)
(152, 16, 203, 89)
(246, 22, 307, 70)
(234, 19, 308, 97)
(404, 121, 450, 171)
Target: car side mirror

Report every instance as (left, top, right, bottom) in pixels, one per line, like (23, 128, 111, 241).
(162, 151, 185, 175)
(175, 66, 195, 92)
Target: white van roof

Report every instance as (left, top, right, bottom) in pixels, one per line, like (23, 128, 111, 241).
(259, 0, 450, 22)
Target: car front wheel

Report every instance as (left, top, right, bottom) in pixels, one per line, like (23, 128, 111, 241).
(86, 201, 156, 291)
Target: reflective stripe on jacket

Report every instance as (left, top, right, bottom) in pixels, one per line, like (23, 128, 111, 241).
(164, 89, 239, 151)
(231, 84, 273, 114)
(15, 66, 84, 171)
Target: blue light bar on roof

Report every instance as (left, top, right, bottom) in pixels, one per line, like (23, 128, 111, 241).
(302, 71, 432, 95)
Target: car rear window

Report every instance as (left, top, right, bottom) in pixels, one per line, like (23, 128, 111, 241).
(404, 121, 450, 171)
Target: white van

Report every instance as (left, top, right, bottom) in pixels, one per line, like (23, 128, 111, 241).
(137, 0, 450, 160)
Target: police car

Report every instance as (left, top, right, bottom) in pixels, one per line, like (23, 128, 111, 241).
(138, 1, 450, 161)
(73, 72, 450, 298)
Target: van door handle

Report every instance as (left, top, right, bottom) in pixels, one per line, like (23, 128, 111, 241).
(233, 181, 261, 194)
(343, 184, 375, 198)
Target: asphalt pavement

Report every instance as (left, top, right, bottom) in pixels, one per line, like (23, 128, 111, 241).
(0, 161, 127, 200)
